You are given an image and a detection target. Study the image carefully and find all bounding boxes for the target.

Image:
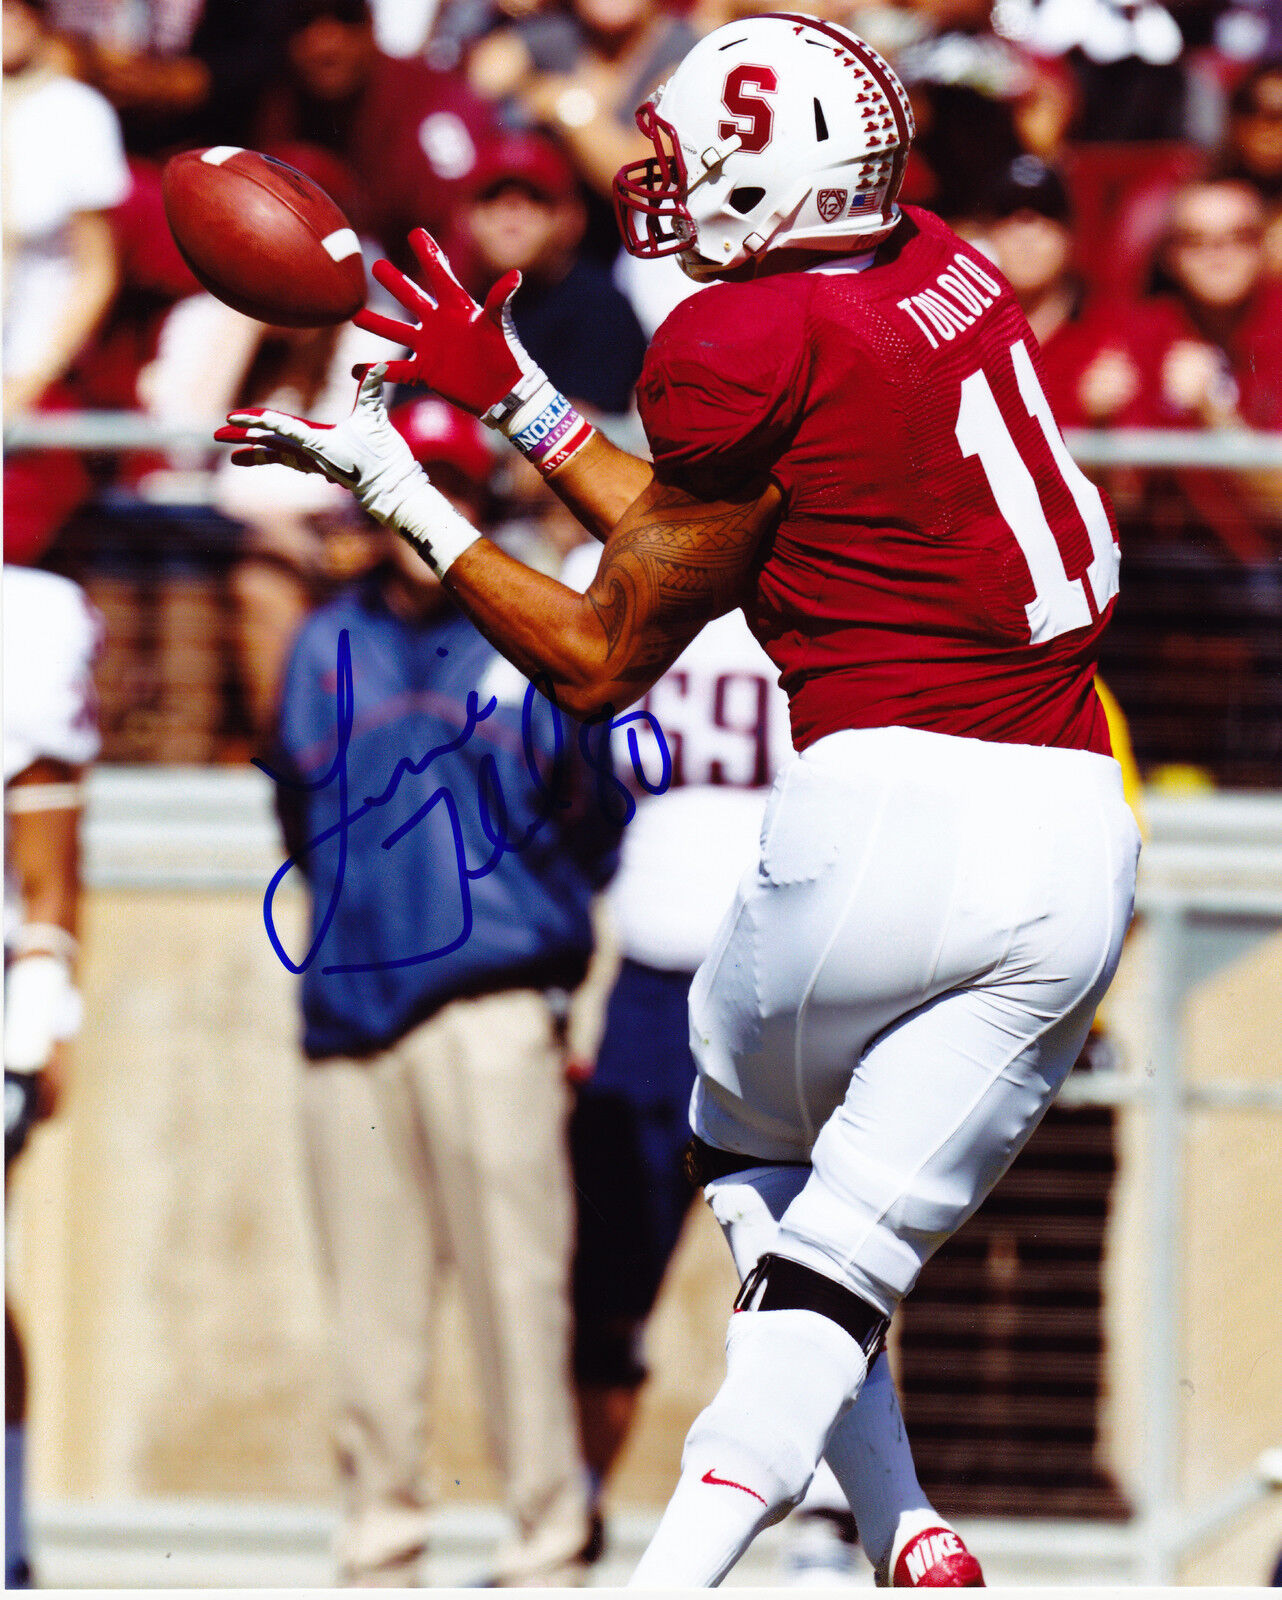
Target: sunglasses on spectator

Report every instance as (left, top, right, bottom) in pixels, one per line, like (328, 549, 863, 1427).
(1170, 227, 1264, 250)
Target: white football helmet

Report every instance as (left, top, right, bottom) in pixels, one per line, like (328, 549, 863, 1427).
(614, 12, 915, 279)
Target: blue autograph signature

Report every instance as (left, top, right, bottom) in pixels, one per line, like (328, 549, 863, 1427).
(255, 628, 670, 976)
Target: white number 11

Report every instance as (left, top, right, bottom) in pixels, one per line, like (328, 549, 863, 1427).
(955, 338, 1119, 645)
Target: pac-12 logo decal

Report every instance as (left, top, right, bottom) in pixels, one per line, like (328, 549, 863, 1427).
(718, 64, 778, 153)
(817, 188, 848, 223)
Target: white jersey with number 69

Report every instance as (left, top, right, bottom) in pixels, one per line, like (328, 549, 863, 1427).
(562, 541, 793, 973)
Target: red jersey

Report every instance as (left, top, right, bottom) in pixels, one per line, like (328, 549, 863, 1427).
(637, 206, 1120, 755)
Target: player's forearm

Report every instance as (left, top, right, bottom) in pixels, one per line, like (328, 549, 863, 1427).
(443, 539, 638, 717)
(5, 771, 84, 1082)
(217, 372, 765, 711)
(442, 475, 781, 716)
(543, 429, 654, 542)
(9, 815, 81, 938)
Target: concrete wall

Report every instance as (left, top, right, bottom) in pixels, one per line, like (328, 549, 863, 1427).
(1099, 920, 1282, 1583)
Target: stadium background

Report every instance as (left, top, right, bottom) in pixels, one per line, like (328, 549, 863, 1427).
(8, 785, 1279, 1584)
(5, 0, 1282, 1585)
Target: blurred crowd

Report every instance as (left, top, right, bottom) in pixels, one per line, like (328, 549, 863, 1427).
(4, 0, 1282, 1589)
(2, 0, 1282, 776)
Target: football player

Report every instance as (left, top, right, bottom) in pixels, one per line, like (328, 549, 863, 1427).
(559, 545, 979, 1586)
(219, 13, 1140, 1586)
(4, 566, 101, 1588)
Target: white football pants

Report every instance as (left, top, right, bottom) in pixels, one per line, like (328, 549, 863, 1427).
(689, 724, 1140, 1316)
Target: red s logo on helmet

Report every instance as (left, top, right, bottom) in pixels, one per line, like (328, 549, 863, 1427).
(718, 64, 778, 153)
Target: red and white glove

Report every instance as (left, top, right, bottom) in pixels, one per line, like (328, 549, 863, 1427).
(215, 364, 480, 577)
(355, 228, 595, 476)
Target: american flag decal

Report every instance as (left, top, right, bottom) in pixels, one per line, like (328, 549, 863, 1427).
(847, 192, 879, 214)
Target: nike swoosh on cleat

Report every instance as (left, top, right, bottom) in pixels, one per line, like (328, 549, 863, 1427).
(700, 1469, 767, 1505)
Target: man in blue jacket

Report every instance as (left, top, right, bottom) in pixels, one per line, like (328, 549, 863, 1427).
(265, 399, 624, 1586)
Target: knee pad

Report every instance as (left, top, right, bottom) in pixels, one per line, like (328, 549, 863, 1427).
(735, 1253, 889, 1361)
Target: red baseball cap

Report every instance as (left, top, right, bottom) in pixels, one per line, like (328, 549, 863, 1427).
(466, 132, 578, 204)
(389, 397, 493, 485)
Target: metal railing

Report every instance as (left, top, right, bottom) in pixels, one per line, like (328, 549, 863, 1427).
(1067, 428, 1282, 470)
(5, 413, 228, 452)
(1099, 795, 1282, 1581)
(1052, 794, 1282, 1582)
(8, 412, 1282, 471)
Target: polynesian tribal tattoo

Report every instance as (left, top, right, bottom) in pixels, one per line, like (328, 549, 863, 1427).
(586, 485, 777, 684)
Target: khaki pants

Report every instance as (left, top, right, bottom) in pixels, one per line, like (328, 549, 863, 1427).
(299, 988, 589, 1585)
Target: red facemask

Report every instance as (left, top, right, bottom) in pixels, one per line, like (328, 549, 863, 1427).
(613, 101, 696, 259)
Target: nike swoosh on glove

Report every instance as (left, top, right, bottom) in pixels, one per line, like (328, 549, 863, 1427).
(354, 228, 548, 426)
(215, 364, 480, 576)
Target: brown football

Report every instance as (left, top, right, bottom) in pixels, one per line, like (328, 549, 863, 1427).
(161, 146, 366, 328)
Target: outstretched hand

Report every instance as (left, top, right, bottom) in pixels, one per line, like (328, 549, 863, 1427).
(216, 364, 423, 516)
(214, 364, 482, 576)
(353, 228, 544, 422)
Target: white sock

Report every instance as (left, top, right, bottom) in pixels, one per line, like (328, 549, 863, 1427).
(795, 1457, 848, 1516)
(629, 1308, 871, 1587)
(823, 1352, 933, 1574)
(884, 1505, 967, 1582)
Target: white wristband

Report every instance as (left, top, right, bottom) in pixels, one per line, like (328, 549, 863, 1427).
(6, 783, 84, 815)
(382, 472, 483, 579)
(499, 378, 596, 477)
(5, 952, 81, 1073)
(499, 375, 562, 439)
(347, 450, 481, 579)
